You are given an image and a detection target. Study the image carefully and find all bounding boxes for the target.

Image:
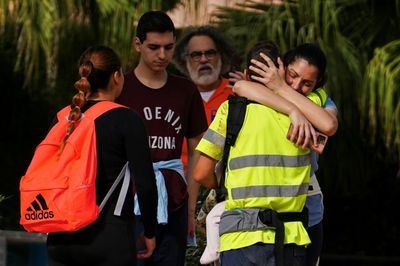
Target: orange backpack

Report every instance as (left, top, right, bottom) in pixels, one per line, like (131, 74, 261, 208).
(20, 101, 130, 233)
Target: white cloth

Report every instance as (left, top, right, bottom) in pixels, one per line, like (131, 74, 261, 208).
(200, 89, 216, 102)
(200, 201, 225, 265)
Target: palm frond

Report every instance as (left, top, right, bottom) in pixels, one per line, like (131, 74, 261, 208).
(8, 0, 56, 90)
(362, 40, 400, 161)
(96, 0, 136, 67)
(0, 0, 183, 93)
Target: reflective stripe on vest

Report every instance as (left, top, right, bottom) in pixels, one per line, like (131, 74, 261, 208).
(231, 183, 309, 199)
(203, 128, 225, 149)
(229, 154, 311, 170)
(228, 154, 310, 199)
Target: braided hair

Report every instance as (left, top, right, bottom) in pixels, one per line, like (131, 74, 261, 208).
(58, 45, 121, 154)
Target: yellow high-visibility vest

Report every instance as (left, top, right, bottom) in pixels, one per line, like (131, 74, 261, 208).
(196, 88, 327, 252)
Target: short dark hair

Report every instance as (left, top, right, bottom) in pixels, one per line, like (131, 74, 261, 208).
(283, 43, 327, 89)
(246, 40, 280, 83)
(173, 26, 236, 76)
(136, 11, 175, 42)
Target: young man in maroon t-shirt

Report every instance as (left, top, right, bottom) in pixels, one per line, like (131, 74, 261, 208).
(117, 11, 207, 266)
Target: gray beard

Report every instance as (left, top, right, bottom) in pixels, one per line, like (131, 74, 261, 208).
(187, 59, 222, 87)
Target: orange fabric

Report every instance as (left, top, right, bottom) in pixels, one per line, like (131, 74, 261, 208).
(20, 101, 124, 233)
(181, 79, 232, 172)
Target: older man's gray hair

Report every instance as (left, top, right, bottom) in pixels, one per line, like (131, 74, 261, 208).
(173, 26, 237, 76)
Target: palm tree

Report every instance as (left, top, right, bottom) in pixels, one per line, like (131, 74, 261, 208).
(0, 0, 180, 96)
(361, 40, 400, 172)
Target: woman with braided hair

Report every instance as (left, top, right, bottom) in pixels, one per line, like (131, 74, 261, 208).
(46, 45, 158, 266)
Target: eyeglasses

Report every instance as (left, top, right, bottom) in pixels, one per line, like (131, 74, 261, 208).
(187, 49, 218, 62)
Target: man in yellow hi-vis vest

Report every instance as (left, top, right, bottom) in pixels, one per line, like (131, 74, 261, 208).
(193, 41, 331, 266)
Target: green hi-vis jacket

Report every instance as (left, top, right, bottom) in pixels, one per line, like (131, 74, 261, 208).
(196, 88, 327, 252)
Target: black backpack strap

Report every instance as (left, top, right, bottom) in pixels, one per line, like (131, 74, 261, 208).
(258, 208, 308, 266)
(215, 95, 250, 202)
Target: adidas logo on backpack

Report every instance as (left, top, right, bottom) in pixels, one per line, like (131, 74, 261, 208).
(20, 101, 130, 233)
(25, 194, 54, 220)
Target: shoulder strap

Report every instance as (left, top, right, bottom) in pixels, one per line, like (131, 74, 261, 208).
(84, 101, 126, 119)
(99, 161, 130, 216)
(216, 95, 250, 201)
(57, 101, 126, 122)
(226, 95, 249, 146)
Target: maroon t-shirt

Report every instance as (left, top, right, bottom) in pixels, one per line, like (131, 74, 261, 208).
(117, 71, 207, 211)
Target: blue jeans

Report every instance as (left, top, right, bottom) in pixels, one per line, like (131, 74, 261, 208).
(221, 243, 306, 266)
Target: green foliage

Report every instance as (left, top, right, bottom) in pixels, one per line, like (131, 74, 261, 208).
(0, 0, 181, 97)
(0, 194, 12, 228)
(362, 40, 400, 169)
(0, 194, 10, 204)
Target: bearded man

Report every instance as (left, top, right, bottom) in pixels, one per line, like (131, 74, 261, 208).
(173, 25, 238, 245)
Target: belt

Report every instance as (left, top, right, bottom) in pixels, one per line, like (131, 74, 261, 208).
(219, 208, 308, 266)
